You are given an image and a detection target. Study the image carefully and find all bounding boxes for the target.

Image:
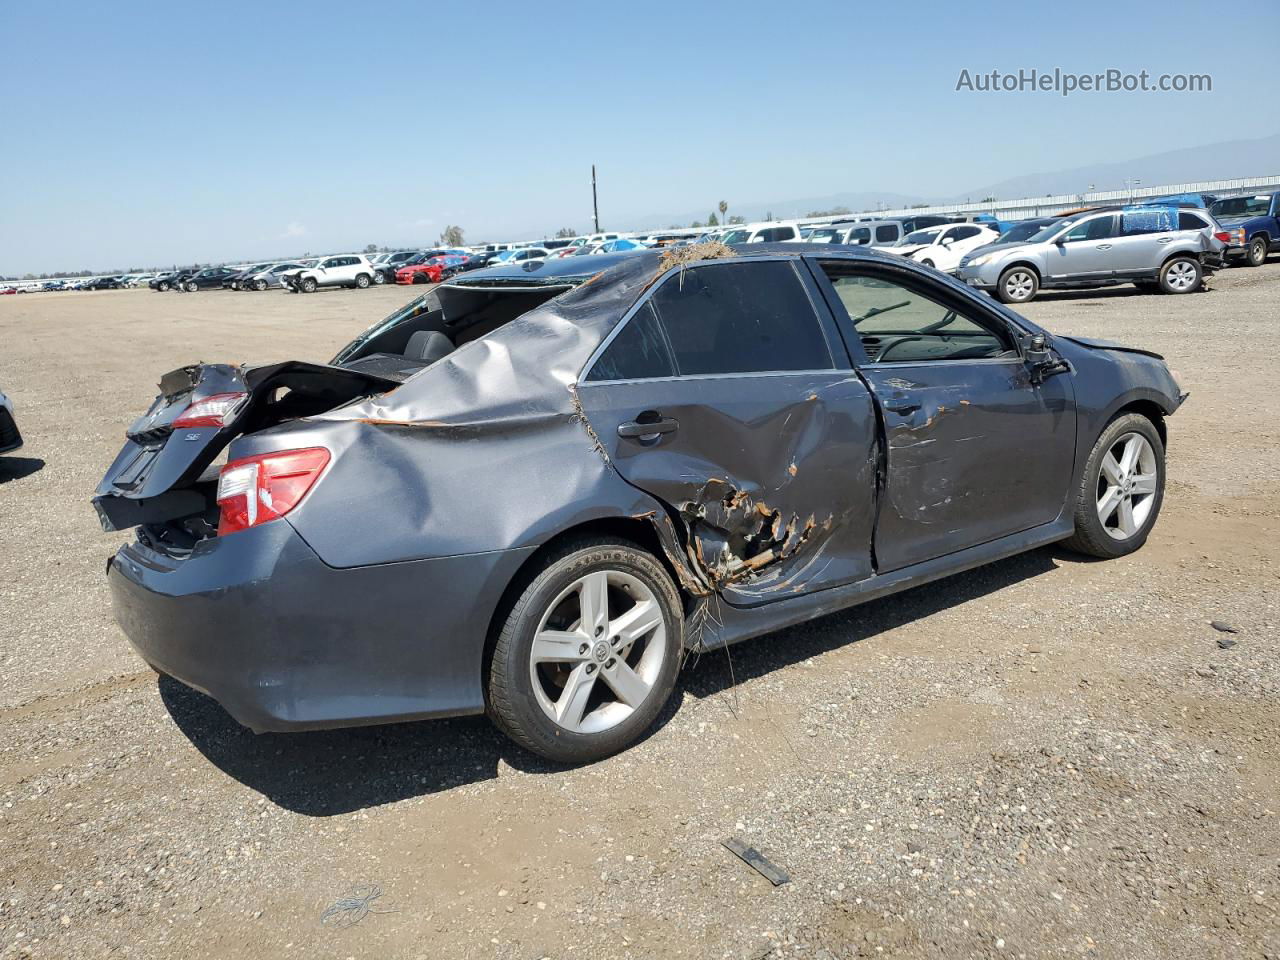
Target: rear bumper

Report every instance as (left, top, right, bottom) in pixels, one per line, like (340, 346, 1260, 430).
(108, 520, 535, 732)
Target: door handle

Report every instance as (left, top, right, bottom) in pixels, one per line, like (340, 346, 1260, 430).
(883, 399, 921, 415)
(1094, 244, 1112, 250)
(1156, 236, 1173, 243)
(617, 417, 679, 439)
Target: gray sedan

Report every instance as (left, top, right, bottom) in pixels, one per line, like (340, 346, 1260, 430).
(957, 207, 1226, 303)
(95, 245, 1185, 762)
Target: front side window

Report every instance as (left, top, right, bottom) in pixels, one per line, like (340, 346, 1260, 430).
(1061, 215, 1117, 243)
(951, 225, 981, 241)
(819, 261, 1015, 365)
(849, 227, 871, 244)
(587, 260, 833, 380)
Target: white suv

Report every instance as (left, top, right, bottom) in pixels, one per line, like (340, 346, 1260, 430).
(283, 255, 377, 293)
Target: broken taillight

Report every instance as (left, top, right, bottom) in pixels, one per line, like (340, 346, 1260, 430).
(174, 391, 248, 428)
(1213, 231, 1232, 244)
(215, 447, 331, 535)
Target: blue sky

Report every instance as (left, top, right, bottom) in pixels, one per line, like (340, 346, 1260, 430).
(2, 0, 1275, 274)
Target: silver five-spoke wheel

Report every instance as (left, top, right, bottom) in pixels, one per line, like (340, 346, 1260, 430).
(1096, 432, 1158, 540)
(530, 569, 667, 734)
(1163, 259, 1198, 292)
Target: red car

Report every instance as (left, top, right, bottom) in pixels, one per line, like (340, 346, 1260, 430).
(395, 254, 469, 285)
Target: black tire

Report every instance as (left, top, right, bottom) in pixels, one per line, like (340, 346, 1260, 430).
(253, 279, 267, 291)
(996, 265, 1039, 304)
(1158, 256, 1201, 294)
(1245, 235, 1268, 268)
(354, 273, 370, 289)
(300, 277, 318, 293)
(183, 281, 197, 293)
(1061, 413, 1165, 559)
(412, 272, 429, 284)
(487, 538, 683, 764)
(229, 281, 240, 291)
(157, 281, 170, 292)
(372, 271, 386, 285)
(919, 258, 935, 269)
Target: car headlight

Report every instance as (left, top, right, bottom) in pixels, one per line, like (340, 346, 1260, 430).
(967, 253, 993, 267)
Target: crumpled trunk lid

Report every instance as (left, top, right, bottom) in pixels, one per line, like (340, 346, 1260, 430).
(93, 361, 400, 532)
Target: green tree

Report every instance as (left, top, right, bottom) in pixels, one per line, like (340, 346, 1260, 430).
(691, 220, 704, 228)
(765, 210, 774, 221)
(364, 243, 378, 254)
(728, 215, 745, 224)
(707, 212, 719, 226)
(555, 227, 577, 239)
(718, 200, 728, 223)
(439, 225, 465, 247)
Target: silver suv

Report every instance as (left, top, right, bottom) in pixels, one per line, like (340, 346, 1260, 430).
(956, 207, 1226, 304)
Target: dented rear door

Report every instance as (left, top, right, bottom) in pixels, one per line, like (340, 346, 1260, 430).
(576, 258, 879, 606)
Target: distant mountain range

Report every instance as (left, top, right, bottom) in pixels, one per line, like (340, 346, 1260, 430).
(626, 133, 1280, 227)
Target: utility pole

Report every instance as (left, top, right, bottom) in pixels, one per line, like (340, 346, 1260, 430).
(588, 165, 599, 234)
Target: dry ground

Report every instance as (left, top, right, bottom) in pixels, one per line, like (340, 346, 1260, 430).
(0, 266, 1277, 960)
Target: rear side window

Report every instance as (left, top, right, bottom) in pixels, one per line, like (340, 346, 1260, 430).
(1178, 211, 1208, 230)
(585, 303, 676, 381)
(650, 261, 832, 376)
(587, 261, 833, 380)
(875, 225, 898, 243)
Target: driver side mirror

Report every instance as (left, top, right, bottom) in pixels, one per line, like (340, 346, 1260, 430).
(941, 237, 953, 247)
(1026, 333, 1067, 383)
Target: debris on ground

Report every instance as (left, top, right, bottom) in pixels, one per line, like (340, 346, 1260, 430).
(723, 837, 790, 886)
(1209, 620, 1239, 634)
(319, 884, 397, 929)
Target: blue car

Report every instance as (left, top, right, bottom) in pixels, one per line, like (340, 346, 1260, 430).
(1209, 192, 1280, 267)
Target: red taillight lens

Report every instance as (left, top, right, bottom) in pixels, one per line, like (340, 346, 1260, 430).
(1214, 231, 1231, 244)
(174, 392, 248, 428)
(216, 447, 330, 536)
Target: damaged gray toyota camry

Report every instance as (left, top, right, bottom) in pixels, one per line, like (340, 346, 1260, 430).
(94, 244, 1185, 762)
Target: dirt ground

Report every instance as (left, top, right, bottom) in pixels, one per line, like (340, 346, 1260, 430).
(1, 267, 1277, 960)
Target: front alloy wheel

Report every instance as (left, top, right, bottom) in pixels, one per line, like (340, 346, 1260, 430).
(1063, 413, 1165, 558)
(487, 539, 682, 763)
(300, 277, 318, 293)
(997, 265, 1038, 303)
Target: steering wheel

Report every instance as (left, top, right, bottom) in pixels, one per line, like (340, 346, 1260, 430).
(872, 336, 925, 362)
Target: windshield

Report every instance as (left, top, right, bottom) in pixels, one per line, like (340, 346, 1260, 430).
(720, 229, 751, 244)
(898, 229, 941, 247)
(1210, 196, 1271, 219)
(1026, 216, 1081, 243)
(996, 220, 1055, 244)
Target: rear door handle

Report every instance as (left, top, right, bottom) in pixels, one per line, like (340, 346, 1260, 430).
(618, 417, 679, 438)
(1095, 244, 1112, 250)
(1156, 236, 1173, 243)
(883, 399, 921, 415)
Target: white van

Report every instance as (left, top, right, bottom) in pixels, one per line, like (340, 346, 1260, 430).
(719, 221, 804, 244)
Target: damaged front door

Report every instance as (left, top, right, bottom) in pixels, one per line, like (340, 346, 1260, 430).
(812, 259, 1075, 573)
(576, 259, 879, 605)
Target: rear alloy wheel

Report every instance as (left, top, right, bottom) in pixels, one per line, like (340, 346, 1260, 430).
(487, 539, 682, 763)
(354, 273, 370, 289)
(1062, 413, 1165, 559)
(1246, 236, 1268, 267)
(1159, 256, 1201, 294)
(300, 277, 318, 293)
(996, 265, 1039, 303)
